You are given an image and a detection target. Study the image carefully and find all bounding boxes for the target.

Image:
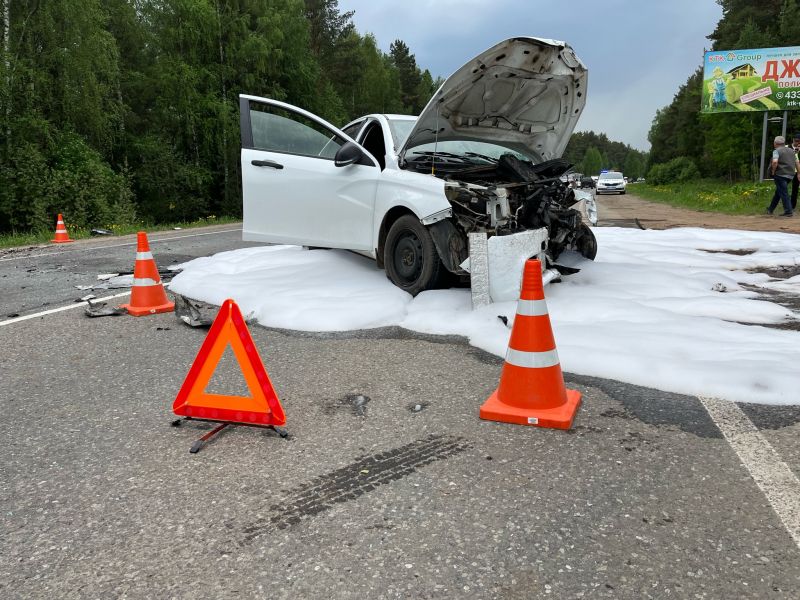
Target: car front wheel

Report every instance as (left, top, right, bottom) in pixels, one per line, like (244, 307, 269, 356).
(384, 215, 444, 296)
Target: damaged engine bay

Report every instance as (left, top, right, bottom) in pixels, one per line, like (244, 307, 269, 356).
(403, 150, 597, 274)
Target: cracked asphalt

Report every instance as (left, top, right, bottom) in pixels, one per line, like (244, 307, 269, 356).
(1, 225, 799, 598)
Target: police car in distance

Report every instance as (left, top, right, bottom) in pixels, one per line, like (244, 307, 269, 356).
(595, 171, 626, 195)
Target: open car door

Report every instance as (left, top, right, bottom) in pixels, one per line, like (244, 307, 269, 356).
(239, 95, 380, 250)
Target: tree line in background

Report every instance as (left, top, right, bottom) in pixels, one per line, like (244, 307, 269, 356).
(647, 0, 800, 183)
(562, 131, 648, 180)
(0, 0, 441, 234)
(0, 0, 649, 237)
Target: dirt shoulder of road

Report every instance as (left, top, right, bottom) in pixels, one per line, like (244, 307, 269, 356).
(597, 192, 800, 234)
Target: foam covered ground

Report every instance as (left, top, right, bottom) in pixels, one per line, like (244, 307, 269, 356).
(169, 227, 800, 405)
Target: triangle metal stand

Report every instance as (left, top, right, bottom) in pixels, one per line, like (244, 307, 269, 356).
(171, 417, 288, 454)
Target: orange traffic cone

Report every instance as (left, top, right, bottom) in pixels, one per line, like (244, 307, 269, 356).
(480, 259, 581, 429)
(51, 214, 74, 243)
(120, 231, 175, 316)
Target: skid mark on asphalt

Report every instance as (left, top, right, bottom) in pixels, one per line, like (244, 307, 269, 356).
(240, 434, 470, 543)
(700, 396, 800, 549)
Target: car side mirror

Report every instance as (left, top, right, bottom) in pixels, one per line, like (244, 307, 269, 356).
(334, 142, 363, 167)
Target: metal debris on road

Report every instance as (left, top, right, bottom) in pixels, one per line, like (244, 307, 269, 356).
(76, 268, 180, 292)
(174, 294, 214, 327)
(84, 298, 126, 318)
(90, 228, 113, 236)
(352, 394, 370, 416)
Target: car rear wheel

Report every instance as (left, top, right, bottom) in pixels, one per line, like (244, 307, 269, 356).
(384, 215, 444, 296)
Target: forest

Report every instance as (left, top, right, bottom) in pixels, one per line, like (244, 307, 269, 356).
(0, 0, 651, 237)
(0, 0, 441, 234)
(647, 0, 800, 182)
(563, 131, 647, 180)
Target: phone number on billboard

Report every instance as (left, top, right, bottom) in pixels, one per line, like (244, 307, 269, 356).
(780, 90, 800, 99)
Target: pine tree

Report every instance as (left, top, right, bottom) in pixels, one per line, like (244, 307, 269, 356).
(581, 147, 602, 176)
(779, 0, 800, 45)
(390, 40, 423, 113)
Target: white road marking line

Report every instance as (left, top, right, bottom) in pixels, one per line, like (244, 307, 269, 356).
(700, 396, 800, 549)
(0, 292, 131, 327)
(0, 228, 242, 263)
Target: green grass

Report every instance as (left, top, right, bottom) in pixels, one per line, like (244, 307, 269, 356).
(630, 180, 777, 215)
(0, 215, 241, 250)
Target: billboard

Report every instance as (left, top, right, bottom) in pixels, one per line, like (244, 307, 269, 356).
(702, 46, 800, 113)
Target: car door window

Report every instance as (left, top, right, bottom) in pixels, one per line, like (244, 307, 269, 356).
(342, 121, 364, 141)
(360, 121, 387, 170)
(249, 102, 345, 160)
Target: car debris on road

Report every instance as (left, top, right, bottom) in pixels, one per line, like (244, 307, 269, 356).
(84, 298, 126, 318)
(174, 294, 214, 328)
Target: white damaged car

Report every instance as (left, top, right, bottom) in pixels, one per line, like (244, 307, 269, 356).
(239, 37, 596, 295)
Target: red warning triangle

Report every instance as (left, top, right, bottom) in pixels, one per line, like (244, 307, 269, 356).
(173, 299, 286, 426)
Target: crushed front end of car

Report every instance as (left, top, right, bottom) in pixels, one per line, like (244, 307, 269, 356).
(396, 37, 595, 294)
(403, 152, 597, 282)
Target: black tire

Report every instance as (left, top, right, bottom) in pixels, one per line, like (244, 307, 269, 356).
(384, 215, 444, 295)
(575, 223, 598, 260)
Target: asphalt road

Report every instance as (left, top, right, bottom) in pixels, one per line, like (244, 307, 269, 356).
(1, 224, 799, 598)
(0, 224, 253, 320)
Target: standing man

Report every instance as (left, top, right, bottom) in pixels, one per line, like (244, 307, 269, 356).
(767, 135, 798, 217)
(792, 133, 800, 211)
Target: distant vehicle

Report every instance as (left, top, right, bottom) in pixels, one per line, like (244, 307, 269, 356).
(566, 172, 582, 187)
(580, 176, 595, 189)
(596, 171, 626, 195)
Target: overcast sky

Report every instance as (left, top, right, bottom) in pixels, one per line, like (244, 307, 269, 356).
(338, 0, 723, 151)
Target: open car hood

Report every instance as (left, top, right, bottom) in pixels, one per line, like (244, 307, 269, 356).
(398, 37, 587, 164)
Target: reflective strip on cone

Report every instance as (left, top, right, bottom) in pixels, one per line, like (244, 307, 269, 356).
(516, 299, 549, 317)
(505, 348, 560, 369)
(136, 252, 153, 260)
(133, 277, 160, 287)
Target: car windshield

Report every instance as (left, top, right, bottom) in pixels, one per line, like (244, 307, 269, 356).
(600, 172, 623, 180)
(387, 119, 532, 161)
(407, 140, 530, 162)
(387, 119, 416, 149)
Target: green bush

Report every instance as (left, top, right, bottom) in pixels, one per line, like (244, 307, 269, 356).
(131, 135, 212, 223)
(647, 157, 700, 185)
(0, 119, 135, 233)
(49, 132, 136, 229)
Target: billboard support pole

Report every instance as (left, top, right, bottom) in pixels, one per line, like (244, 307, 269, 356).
(782, 110, 788, 140)
(760, 111, 769, 181)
